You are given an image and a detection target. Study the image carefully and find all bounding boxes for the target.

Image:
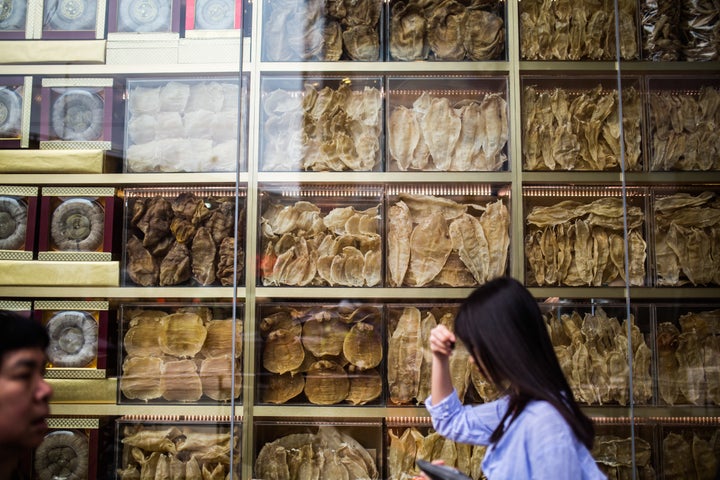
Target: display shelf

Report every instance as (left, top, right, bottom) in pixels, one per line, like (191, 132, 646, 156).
(0, 286, 240, 299)
(0, 172, 245, 185)
(524, 172, 720, 185)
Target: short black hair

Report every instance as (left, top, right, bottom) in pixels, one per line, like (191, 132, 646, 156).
(0, 310, 50, 366)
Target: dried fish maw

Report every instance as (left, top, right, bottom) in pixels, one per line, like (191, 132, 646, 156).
(263, 329, 305, 374)
(409, 212, 453, 286)
(159, 241, 191, 286)
(449, 213, 489, 285)
(677, 331, 705, 404)
(202, 319, 243, 358)
(481, 94, 508, 166)
(121, 356, 163, 400)
(260, 311, 301, 338)
(388, 428, 419, 479)
(121, 426, 180, 453)
(417, 311, 437, 403)
(388, 307, 423, 404)
(345, 366, 382, 405)
(159, 313, 207, 358)
(124, 316, 163, 357)
(126, 235, 159, 286)
(657, 322, 680, 405)
(302, 315, 350, 357)
(191, 227, 216, 285)
(262, 372, 304, 404)
(389, 107, 422, 172)
(480, 199, 510, 279)
(663, 432, 693, 478)
(343, 321, 382, 369)
(161, 359, 202, 402)
(628, 229, 647, 286)
(390, 2, 428, 61)
(304, 360, 349, 405)
(399, 193, 467, 222)
(573, 219, 594, 285)
(199, 354, 241, 401)
(450, 102, 486, 171)
(421, 97, 461, 170)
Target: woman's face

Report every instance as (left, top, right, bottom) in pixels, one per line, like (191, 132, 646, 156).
(0, 348, 53, 453)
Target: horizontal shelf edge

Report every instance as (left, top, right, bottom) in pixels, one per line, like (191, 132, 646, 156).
(2, 172, 245, 185)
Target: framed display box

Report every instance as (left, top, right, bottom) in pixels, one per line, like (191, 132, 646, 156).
(258, 184, 383, 287)
(386, 75, 509, 172)
(256, 302, 383, 406)
(122, 186, 245, 287)
(37, 186, 115, 261)
(385, 184, 510, 287)
(260, 75, 383, 172)
(32, 418, 100, 480)
(0, 0, 33, 39)
(34, 300, 109, 379)
(184, 0, 241, 34)
(124, 76, 245, 172)
(0, 76, 31, 148)
(39, 78, 113, 150)
(108, 0, 179, 34)
(118, 303, 242, 404)
(592, 419, 657, 478)
(41, 0, 106, 39)
(0, 185, 38, 261)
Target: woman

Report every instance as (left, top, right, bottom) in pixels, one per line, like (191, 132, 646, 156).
(426, 277, 605, 479)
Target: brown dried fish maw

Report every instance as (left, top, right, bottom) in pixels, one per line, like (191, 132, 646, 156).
(121, 356, 164, 401)
(450, 342, 471, 401)
(124, 317, 163, 357)
(628, 229, 646, 286)
(302, 315, 350, 357)
(449, 213, 489, 285)
(390, 2, 428, 61)
(663, 432, 693, 479)
(304, 360, 349, 405)
(202, 319, 242, 358)
(170, 217, 196, 244)
(254, 443, 289, 480)
(464, 9, 504, 60)
(343, 321, 382, 369)
(191, 227, 216, 285)
(691, 434, 718, 480)
(421, 97, 461, 170)
(137, 197, 173, 249)
(127, 235, 160, 286)
(159, 241, 191, 286)
(262, 372, 304, 404)
(216, 237, 240, 287)
(388, 201, 412, 286)
(205, 207, 235, 246)
(122, 427, 180, 453)
(633, 342, 653, 404)
(480, 199, 510, 279)
(345, 366, 382, 405)
(342, 25, 380, 61)
(388, 306, 423, 404)
(426, 0, 466, 60)
(525, 230, 545, 286)
(161, 359, 202, 402)
(703, 335, 720, 405)
(199, 354, 241, 401)
(159, 313, 207, 358)
(260, 311, 302, 338)
(263, 329, 305, 374)
(388, 428, 419, 479)
(607, 347, 629, 405)
(571, 340, 594, 403)
(676, 331, 705, 405)
(410, 212, 453, 286)
(201, 463, 224, 480)
(657, 322, 680, 405)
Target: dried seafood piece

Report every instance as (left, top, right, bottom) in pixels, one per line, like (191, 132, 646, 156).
(159, 312, 207, 358)
(202, 319, 242, 358)
(449, 213, 490, 285)
(191, 226, 217, 285)
(123, 312, 164, 357)
(199, 354, 241, 401)
(46, 311, 98, 368)
(120, 426, 180, 453)
(159, 241, 191, 286)
(260, 310, 302, 338)
(161, 358, 203, 402)
(304, 359, 349, 405)
(409, 212, 453, 286)
(464, 9, 504, 60)
(121, 356, 164, 400)
(263, 328, 305, 374)
(343, 321, 382, 369)
(345, 366, 382, 405)
(51, 89, 104, 141)
(302, 314, 350, 357)
(262, 372, 305, 404)
(480, 199, 510, 278)
(421, 96, 462, 170)
(389, 106, 422, 171)
(390, 2, 428, 60)
(0, 196, 28, 250)
(50, 198, 104, 252)
(389, 306, 423, 404)
(663, 432, 694, 478)
(35, 430, 89, 480)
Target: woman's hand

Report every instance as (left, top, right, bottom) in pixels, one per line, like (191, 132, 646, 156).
(429, 324, 456, 358)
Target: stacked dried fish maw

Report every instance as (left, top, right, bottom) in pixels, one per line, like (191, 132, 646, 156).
(260, 200, 381, 287)
(523, 85, 642, 171)
(648, 87, 720, 171)
(656, 309, 720, 406)
(387, 426, 487, 480)
(262, 0, 380, 61)
(262, 83, 382, 172)
(389, 0, 504, 61)
(520, 0, 638, 60)
(663, 431, 720, 480)
(389, 92, 508, 171)
(641, 0, 683, 61)
(118, 424, 239, 479)
(120, 307, 243, 403)
(126, 192, 241, 287)
(259, 305, 383, 404)
(544, 307, 653, 405)
(593, 435, 655, 479)
(255, 426, 380, 480)
(126, 80, 243, 173)
(388, 194, 509, 287)
(525, 196, 646, 287)
(654, 191, 720, 286)
(34, 430, 90, 480)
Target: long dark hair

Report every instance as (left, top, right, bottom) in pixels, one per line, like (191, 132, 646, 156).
(454, 277, 595, 449)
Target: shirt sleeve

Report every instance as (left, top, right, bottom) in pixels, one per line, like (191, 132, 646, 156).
(425, 391, 507, 446)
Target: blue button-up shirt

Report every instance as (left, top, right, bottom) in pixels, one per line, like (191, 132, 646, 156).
(426, 392, 607, 480)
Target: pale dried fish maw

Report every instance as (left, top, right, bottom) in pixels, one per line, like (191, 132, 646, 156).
(387, 201, 412, 286)
(199, 354, 241, 401)
(480, 199, 510, 279)
(421, 97, 461, 170)
(260, 311, 302, 338)
(121, 426, 180, 453)
(124, 315, 164, 357)
(450, 102, 486, 171)
(202, 319, 243, 358)
(417, 311, 437, 403)
(573, 219, 594, 285)
(161, 359, 202, 402)
(121, 356, 164, 400)
(400, 193, 467, 222)
(343, 321, 382, 369)
(409, 212, 453, 286)
(389, 106, 422, 171)
(302, 315, 350, 357)
(703, 334, 720, 405)
(677, 331, 705, 405)
(388, 428, 418, 480)
(159, 313, 207, 358)
(627, 229, 647, 286)
(449, 213, 489, 285)
(388, 306, 423, 404)
(304, 359, 349, 405)
(480, 93, 508, 168)
(657, 321, 680, 405)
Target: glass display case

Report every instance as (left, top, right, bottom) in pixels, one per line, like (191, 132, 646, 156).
(1, 0, 719, 477)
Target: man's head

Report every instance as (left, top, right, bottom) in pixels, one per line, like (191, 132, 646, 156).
(0, 310, 53, 453)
